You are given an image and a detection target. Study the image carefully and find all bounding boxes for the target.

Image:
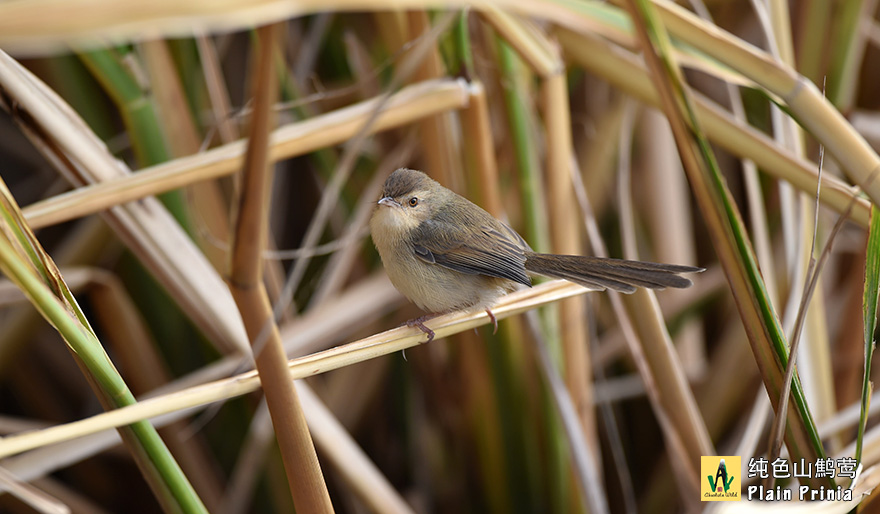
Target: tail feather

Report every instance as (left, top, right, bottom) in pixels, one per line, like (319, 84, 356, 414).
(524, 253, 702, 293)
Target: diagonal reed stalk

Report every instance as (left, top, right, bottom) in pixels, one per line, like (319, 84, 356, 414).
(0, 166, 206, 513)
(5, 2, 880, 511)
(623, 0, 827, 483)
(0, 279, 598, 460)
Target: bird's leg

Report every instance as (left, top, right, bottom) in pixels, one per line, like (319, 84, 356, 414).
(405, 315, 436, 343)
(486, 308, 498, 335)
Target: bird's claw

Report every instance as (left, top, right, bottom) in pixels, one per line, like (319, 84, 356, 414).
(485, 308, 498, 335)
(406, 316, 436, 343)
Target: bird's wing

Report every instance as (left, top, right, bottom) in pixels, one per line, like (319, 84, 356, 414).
(411, 217, 531, 287)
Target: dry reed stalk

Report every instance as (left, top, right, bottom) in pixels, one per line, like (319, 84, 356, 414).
(0, 49, 250, 357)
(648, 0, 880, 207)
(225, 23, 332, 512)
(455, 76, 513, 514)
(460, 81, 503, 217)
(542, 70, 596, 453)
(0, 466, 68, 514)
(638, 111, 705, 372)
(141, 38, 233, 278)
(0, 279, 596, 460)
(22, 78, 470, 229)
(196, 35, 240, 144)
(406, 10, 460, 189)
(297, 383, 415, 514)
(751, 0, 838, 437)
(570, 158, 705, 502)
(555, 27, 871, 228)
(695, 318, 757, 437)
(486, 11, 600, 472)
(624, 0, 825, 485)
(1, 0, 878, 211)
(614, 102, 715, 479)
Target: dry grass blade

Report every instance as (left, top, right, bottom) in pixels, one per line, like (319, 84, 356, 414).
(570, 157, 708, 502)
(490, 10, 599, 464)
(297, 383, 415, 514)
(523, 310, 609, 514)
(555, 27, 871, 229)
(0, 49, 249, 356)
(649, 0, 880, 208)
(22, 78, 470, 229)
(624, 0, 826, 481)
(226, 23, 332, 512)
(1, 0, 879, 208)
(0, 279, 401, 497)
(0, 466, 69, 514)
(0, 279, 596, 460)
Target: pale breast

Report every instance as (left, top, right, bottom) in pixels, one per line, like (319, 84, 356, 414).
(372, 228, 513, 312)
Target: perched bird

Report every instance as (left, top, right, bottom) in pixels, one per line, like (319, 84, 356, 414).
(370, 168, 702, 341)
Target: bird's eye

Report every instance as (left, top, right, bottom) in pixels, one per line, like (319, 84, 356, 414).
(408, 197, 419, 207)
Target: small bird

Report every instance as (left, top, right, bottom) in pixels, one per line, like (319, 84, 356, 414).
(370, 168, 703, 341)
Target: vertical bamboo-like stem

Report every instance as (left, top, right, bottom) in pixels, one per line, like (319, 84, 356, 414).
(458, 77, 512, 512)
(227, 23, 332, 513)
(638, 111, 704, 372)
(542, 70, 596, 455)
(460, 81, 503, 217)
(407, 10, 460, 189)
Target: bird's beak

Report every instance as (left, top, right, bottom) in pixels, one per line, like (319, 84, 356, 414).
(377, 197, 401, 208)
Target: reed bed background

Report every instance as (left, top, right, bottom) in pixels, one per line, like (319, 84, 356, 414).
(1, 1, 880, 512)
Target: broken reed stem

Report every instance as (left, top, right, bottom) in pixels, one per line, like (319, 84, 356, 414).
(227, 23, 332, 513)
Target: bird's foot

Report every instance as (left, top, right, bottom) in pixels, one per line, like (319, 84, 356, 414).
(405, 315, 436, 343)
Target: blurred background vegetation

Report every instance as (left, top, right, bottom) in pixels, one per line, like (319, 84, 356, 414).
(1, 1, 880, 513)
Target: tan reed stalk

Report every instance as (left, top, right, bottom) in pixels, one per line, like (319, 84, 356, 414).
(22, 78, 470, 229)
(196, 35, 240, 144)
(624, 0, 827, 483)
(460, 81, 503, 217)
(0, 49, 251, 357)
(406, 10, 461, 188)
(141, 38, 232, 276)
(225, 23, 332, 512)
(541, 69, 597, 454)
(555, 27, 871, 228)
(0, 279, 597, 460)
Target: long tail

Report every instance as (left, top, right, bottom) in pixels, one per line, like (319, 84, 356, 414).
(524, 253, 703, 294)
